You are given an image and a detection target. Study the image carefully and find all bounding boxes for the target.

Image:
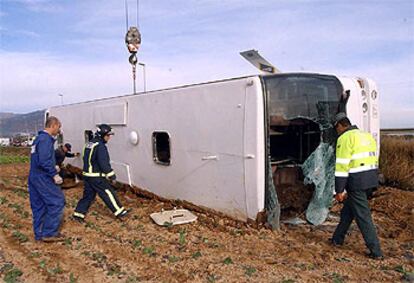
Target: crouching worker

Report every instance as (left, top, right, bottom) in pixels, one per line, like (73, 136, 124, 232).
(55, 143, 80, 177)
(72, 124, 129, 222)
(28, 116, 66, 242)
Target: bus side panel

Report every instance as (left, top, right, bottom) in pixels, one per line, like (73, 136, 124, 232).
(50, 77, 263, 221)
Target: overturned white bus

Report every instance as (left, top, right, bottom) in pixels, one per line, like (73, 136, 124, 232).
(48, 73, 379, 228)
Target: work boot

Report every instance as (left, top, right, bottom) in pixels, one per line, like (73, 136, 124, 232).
(329, 238, 343, 247)
(366, 251, 384, 260)
(70, 215, 85, 223)
(42, 233, 66, 243)
(117, 209, 130, 219)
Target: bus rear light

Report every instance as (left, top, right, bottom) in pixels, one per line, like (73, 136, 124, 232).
(362, 103, 368, 113)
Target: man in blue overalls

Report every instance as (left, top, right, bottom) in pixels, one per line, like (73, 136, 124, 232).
(29, 116, 66, 242)
(72, 124, 128, 222)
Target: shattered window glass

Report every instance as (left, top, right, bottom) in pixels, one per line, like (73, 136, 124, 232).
(263, 74, 343, 226)
(302, 142, 336, 225)
(265, 74, 341, 122)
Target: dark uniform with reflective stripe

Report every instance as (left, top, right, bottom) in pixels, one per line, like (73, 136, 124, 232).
(73, 136, 125, 219)
(332, 126, 383, 257)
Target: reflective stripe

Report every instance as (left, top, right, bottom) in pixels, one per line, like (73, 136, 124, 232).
(73, 212, 85, 219)
(336, 158, 351, 164)
(351, 151, 376, 160)
(106, 171, 115, 177)
(105, 189, 122, 214)
(88, 143, 99, 174)
(349, 165, 378, 173)
(82, 171, 114, 178)
(82, 172, 102, 177)
(335, 171, 349, 177)
(114, 207, 125, 216)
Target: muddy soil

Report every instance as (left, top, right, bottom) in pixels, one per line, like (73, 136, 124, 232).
(0, 162, 413, 282)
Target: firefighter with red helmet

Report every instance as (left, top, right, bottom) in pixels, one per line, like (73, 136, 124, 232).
(72, 124, 128, 222)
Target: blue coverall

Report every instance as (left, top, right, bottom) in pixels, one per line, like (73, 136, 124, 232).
(28, 131, 65, 240)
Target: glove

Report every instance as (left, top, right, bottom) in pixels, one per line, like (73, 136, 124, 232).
(53, 174, 63, 185)
(335, 192, 347, 203)
(75, 152, 81, 157)
(55, 165, 61, 173)
(108, 174, 116, 185)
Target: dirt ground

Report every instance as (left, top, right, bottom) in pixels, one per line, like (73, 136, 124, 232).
(0, 162, 413, 283)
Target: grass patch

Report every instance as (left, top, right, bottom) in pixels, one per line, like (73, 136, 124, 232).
(207, 274, 219, 282)
(0, 196, 9, 205)
(167, 255, 180, 263)
(47, 265, 63, 276)
(142, 246, 155, 256)
(39, 260, 47, 269)
(380, 136, 414, 190)
(178, 229, 186, 246)
(107, 264, 125, 277)
(64, 238, 73, 247)
(4, 266, 23, 283)
(91, 252, 107, 264)
(131, 239, 142, 249)
(12, 230, 28, 243)
(69, 273, 78, 283)
(0, 155, 30, 164)
(192, 251, 202, 259)
(29, 251, 41, 258)
(223, 257, 233, 265)
(244, 266, 257, 277)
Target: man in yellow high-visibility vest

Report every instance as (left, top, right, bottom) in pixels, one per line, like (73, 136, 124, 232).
(330, 112, 383, 259)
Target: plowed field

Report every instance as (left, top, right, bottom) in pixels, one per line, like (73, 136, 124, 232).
(0, 158, 413, 282)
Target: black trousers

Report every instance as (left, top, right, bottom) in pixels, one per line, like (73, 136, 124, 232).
(332, 188, 383, 256)
(74, 177, 125, 218)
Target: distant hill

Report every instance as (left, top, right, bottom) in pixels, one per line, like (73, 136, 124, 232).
(0, 110, 45, 137)
(0, 112, 15, 119)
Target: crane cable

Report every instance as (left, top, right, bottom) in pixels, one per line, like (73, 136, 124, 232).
(124, 0, 141, 94)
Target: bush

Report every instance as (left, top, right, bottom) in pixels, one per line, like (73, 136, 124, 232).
(380, 135, 414, 191)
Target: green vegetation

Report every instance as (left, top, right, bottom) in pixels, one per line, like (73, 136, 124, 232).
(167, 255, 180, 263)
(91, 252, 107, 264)
(107, 264, 125, 277)
(142, 246, 155, 256)
(47, 265, 63, 276)
(29, 251, 41, 258)
(39, 260, 47, 269)
(223, 257, 233, 265)
(0, 155, 30, 164)
(131, 239, 142, 249)
(207, 274, 219, 283)
(192, 251, 202, 259)
(0, 196, 9, 204)
(178, 229, 186, 246)
(69, 273, 78, 283)
(244, 266, 257, 277)
(12, 230, 28, 243)
(3, 265, 23, 283)
(380, 136, 414, 191)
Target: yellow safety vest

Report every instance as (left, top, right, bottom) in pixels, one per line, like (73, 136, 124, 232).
(335, 129, 378, 177)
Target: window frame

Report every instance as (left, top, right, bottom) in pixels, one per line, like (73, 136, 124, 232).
(152, 131, 171, 166)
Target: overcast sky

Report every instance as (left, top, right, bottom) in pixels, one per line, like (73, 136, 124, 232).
(0, 0, 413, 128)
